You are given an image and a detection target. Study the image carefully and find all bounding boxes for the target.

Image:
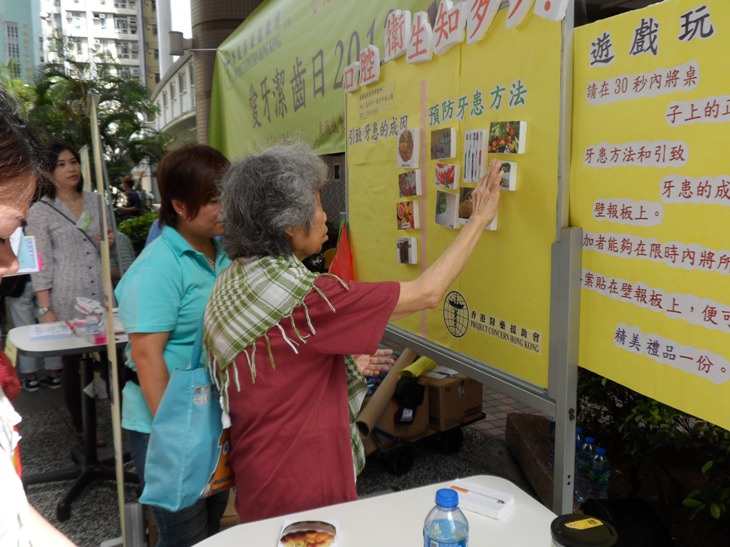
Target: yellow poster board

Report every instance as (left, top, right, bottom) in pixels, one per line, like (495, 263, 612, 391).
(572, 0, 730, 429)
(347, 8, 563, 387)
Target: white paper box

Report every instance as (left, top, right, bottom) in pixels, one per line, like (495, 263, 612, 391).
(450, 479, 515, 520)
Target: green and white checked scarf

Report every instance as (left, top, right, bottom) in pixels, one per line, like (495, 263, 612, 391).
(203, 254, 368, 475)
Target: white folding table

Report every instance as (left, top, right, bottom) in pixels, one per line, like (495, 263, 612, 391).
(8, 323, 135, 521)
(195, 474, 556, 546)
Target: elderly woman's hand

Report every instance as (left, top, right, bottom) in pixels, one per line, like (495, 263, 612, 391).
(354, 348, 394, 377)
(468, 159, 503, 229)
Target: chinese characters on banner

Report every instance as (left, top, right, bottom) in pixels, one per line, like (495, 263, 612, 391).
(209, 0, 570, 159)
(346, 5, 563, 388)
(210, 0, 430, 157)
(571, 0, 730, 430)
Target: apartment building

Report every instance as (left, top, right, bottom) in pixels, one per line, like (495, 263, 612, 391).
(36, 0, 159, 91)
(0, 0, 42, 83)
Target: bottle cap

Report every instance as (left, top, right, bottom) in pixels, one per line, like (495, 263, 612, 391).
(595, 447, 606, 456)
(435, 488, 458, 508)
(585, 436, 595, 444)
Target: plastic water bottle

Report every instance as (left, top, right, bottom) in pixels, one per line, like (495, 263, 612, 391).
(574, 436, 596, 505)
(575, 427, 584, 454)
(423, 488, 469, 547)
(589, 447, 611, 499)
(573, 426, 584, 482)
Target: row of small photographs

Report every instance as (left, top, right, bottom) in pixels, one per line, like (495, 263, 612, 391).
(435, 161, 518, 191)
(397, 192, 497, 232)
(396, 121, 527, 171)
(399, 161, 516, 198)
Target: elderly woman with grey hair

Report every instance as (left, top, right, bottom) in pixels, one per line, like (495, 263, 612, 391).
(204, 141, 502, 523)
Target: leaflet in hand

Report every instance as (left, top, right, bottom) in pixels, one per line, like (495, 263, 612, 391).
(5, 228, 41, 275)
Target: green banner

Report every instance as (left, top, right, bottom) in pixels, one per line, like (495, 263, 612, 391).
(209, 0, 436, 157)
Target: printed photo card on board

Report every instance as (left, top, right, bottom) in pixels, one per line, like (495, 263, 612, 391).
(458, 187, 474, 225)
(399, 170, 422, 198)
(488, 121, 527, 154)
(463, 129, 486, 183)
(500, 161, 517, 191)
(397, 128, 420, 168)
(435, 162, 460, 190)
(435, 190, 459, 229)
(396, 200, 420, 230)
(396, 236, 418, 264)
(458, 187, 499, 231)
(431, 127, 457, 160)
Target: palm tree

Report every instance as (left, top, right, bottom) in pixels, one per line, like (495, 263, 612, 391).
(27, 35, 168, 181)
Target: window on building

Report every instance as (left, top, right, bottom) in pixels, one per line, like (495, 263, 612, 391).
(120, 67, 131, 78)
(6, 22, 18, 40)
(188, 66, 194, 88)
(54, 0, 61, 6)
(5, 21, 21, 66)
(154, 48, 159, 60)
(178, 72, 186, 95)
(74, 16, 81, 29)
(152, 24, 158, 36)
(162, 91, 168, 109)
(170, 82, 176, 103)
(114, 0, 127, 8)
(155, 73, 160, 83)
(152, 1, 156, 12)
(118, 41, 130, 59)
(116, 18, 128, 33)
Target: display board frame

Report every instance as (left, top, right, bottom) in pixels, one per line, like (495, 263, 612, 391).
(344, 1, 579, 514)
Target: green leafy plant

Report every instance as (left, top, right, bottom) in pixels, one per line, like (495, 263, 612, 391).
(118, 212, 157, 255)
(577, 368, 730, 522)
(682, 424, 730, 520)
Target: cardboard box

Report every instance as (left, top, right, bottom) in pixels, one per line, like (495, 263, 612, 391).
(361, 376, 430, 455)
(426, 373, 483, 431)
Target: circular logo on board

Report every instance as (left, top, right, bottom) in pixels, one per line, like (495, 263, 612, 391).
(443, 291, 469, 338)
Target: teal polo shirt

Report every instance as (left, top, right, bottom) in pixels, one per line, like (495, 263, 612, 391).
(115, 225, 231, 433)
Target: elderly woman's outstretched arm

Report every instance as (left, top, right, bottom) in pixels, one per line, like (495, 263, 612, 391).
(391, 159, 503, 321)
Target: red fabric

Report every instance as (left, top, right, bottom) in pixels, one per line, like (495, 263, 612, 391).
(228, 277, 399, 523)
(0, 350, 21, 403)
(328, 221, 356, 282)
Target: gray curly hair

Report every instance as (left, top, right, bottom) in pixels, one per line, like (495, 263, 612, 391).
(221, 141, 329, 259)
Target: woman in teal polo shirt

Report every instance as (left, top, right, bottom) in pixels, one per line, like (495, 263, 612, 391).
(115, 144, 230, 547)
